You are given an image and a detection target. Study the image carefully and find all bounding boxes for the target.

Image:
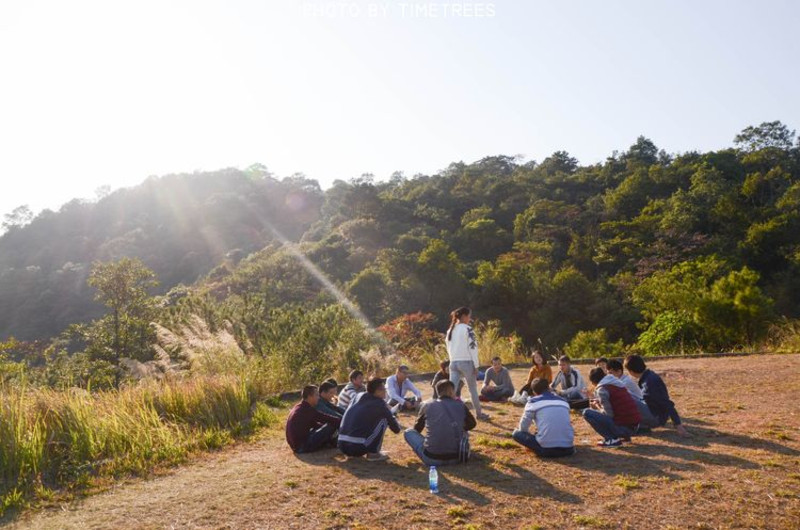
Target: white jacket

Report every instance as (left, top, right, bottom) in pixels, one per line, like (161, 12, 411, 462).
(446, 323, 479, 367)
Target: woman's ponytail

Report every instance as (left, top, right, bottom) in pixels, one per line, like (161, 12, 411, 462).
(447, 306, 471, 341)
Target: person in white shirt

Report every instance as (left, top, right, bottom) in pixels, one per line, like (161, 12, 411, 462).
(607, 359, 643, 399)
(550, 355, 588, 404)
(386, 365, 422, 412)
(445, 307, 489, 421)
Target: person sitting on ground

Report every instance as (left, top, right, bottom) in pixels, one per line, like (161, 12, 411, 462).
(550, 355, 588, 408)
(404, 380, 476, 466)
(386, 365, 423, 412)
(480, 356, 515, 402)
(338, 377, 402, 461)
(624, 355, 689, 437)
(583, 367, 642, 447)
(316, 380, 346, 418)
(431, 360, 463, 399)
(285, 385, 341, 454)
(607, 359, 642, 399)
(512, 378, 575, 458)
(521, 350, 552, 394)
(337, 370, 366, 410)
(595, 357, 609, 373)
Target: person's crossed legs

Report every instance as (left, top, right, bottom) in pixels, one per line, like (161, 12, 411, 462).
(298, 423, 338, 453)
(512, 429, 574, 458)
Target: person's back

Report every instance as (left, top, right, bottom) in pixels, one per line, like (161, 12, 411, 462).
(639, 369, 675, 421)
(404, 379, 476, 466)
(596, 375, 641, 427)
(423, 398, 469, 458)
(512, 378, 575, 457)
(338, 378, 401, 460)
(624, 355, 688, 437)
(525, 392, 574, 447)
(446, 323, 478, 364)
(618, 373, 643, 399)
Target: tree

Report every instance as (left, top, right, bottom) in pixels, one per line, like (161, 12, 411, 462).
(2, 205, 33, 231)
(697, 267, 774, 347)
(87, 258, 159, 362)
(623, 136, 659, 166)
(734, 121, 796, 152)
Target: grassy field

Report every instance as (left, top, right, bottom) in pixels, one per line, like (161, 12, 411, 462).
(5, 355, 800, 529)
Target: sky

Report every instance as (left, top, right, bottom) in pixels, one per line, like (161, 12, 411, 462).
(0, 0, 798, 218)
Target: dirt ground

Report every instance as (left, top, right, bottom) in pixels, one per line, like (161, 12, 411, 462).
(6, 355, 800, 530)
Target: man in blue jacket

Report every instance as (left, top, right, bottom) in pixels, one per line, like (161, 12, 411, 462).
(624, 355, 690, 437)
(338, 378, 402, 461)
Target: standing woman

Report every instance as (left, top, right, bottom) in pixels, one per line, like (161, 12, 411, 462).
(446, 307, 489, 421)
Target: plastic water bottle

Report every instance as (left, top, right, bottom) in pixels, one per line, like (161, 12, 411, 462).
(429, 466, 439, 494)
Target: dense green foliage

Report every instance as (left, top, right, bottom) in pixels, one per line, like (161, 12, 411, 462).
(2, 121, 800, 363)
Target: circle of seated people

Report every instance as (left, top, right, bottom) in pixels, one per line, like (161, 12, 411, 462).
(284, 353, 689, 463)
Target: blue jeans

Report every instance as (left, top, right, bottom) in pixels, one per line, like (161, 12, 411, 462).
(512, 430, 574, 458)
(481, 387, 514, 401)
(403, 429, 459, 467)
(450, 361, 482, 416)
(296, 423, 337, 453)
(582, 409, 635, 440)
(634, 398, 664, 429)
(559, 387, 585, 400)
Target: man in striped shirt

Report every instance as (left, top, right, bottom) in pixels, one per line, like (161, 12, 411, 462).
(337, 369, 366, 410)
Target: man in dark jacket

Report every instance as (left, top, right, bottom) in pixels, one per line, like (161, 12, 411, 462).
(432, 360, 464, 399)
(583, 367, 642, 447)
(404, 380, 476, 466)
(338, 378, 402, 461)
(625, 355, 689, 437)
(285, 385, 341, 453)
(316, 380, 346, 418)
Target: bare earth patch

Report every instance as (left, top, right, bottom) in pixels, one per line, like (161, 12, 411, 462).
(6, 355, 800, 529)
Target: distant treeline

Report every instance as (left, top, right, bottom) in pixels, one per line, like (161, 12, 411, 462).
(2, 121, 800, 359)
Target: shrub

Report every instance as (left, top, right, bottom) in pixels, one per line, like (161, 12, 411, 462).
(637, 311, 698, 356)
(564, 329, 624, 359)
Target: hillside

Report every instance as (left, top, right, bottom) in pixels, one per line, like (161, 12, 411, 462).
(8, 356, 800, 530)
(2, 121, 800, 358)
(0, 167, 322, 340)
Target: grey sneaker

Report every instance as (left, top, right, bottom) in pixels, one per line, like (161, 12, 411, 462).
(365, 451, 390, 461)
(477, 412, 491, 421)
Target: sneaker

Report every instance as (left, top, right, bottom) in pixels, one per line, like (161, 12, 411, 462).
(597, 438, 623, 448)
(477, 412, 491, 421)
(511, 391, 529, 405)
(365, 451, 390, 461)
(390, 403, 401, 415)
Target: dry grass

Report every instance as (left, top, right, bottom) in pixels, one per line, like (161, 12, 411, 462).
(6, 355, 800, 529)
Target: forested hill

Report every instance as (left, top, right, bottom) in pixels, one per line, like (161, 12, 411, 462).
(3, 121, 800, 354)
(0, 166, 323, 340)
